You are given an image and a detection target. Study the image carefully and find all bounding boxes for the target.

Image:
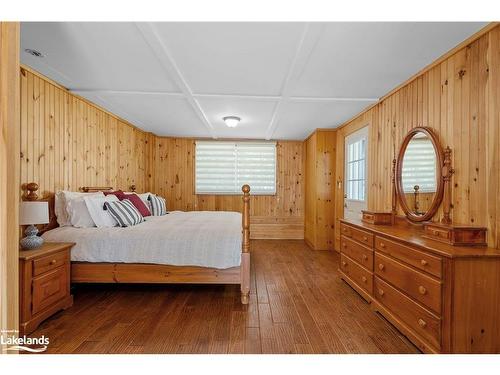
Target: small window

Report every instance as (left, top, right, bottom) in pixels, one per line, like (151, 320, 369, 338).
(346, 134, 367, 201)
(195, 141, 276, 195)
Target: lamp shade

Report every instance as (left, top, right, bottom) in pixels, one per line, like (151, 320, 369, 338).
(19, 201, 49, 225)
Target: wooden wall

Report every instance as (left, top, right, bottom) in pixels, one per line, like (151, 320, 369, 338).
(0, 22, 20, 351)
(304, 130, 336, 250)
(335, 24, 500, 250)
(19, 66, 154, 198)
(152, 137, 305, 239)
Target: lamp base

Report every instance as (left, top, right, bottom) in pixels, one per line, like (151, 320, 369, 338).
(20, 225, 44, 250)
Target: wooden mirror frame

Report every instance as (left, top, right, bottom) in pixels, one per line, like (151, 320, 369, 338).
(395, 127, 445, 223)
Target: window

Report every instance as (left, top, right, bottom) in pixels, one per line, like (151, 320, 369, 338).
(402, 138, 437, 193)
(195, 141, 276, 195)
(345, 131, 367, 201)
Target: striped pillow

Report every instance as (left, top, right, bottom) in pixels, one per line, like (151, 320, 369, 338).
(104, 199, 145, 227)
(148, 194, 167, 216)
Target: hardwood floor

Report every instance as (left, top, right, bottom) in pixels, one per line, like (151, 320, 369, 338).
(28, 240, 419, 354)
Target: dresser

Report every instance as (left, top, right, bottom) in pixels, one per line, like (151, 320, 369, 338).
(19, 242, 74, 335)
(339, 219, 500, 353)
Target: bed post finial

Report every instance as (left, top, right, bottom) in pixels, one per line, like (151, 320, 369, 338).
(25, 182, 39, 201)
(241, 184, 251, 304)
(242, 185, 250, 253)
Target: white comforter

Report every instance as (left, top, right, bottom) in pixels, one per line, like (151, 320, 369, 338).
(42, 211, 242, 269)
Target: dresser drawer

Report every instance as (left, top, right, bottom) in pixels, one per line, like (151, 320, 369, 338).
(340, 223, 374, 247)
(33, 250, 69, 276)
(374, 276, 441, 350)
(351, 227, 374, 248)
(375, 236, 442, 278)
(425, 225, 451, 241)
(375, 252, 442, 314)
(340, 223, 353, 238)
(340, 254, 373, 295)
(341, 236, 373, 271)
(32, 266, 68, 315)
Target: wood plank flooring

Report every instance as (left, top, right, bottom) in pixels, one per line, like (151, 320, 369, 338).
(28, 240, 419, 354)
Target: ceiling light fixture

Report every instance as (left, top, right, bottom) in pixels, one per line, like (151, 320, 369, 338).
(25, 48, 44, 58)
(223, 116, 241, 128)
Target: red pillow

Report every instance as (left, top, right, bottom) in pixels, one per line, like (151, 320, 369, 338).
(104, 190, 126, 199)
(121, 193, 151, 217)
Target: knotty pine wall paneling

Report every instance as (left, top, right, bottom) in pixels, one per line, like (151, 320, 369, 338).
(152, 137, 305, 239)
(20, 66, 153, 199)
(0, 22, 20, 350)
(304, 130, 336, 250)
(335, 24, 500, 250)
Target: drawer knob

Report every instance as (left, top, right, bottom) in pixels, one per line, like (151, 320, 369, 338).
(378, 263, 385, 271)
(418, 318, 427, 328)
(362, 254, 368, 261)
(378, 289, 385, 296)
(418, 286, 427, 295)
(342, 243, 347, 248)
(380, 243, 386, 248)
(362, 276, 367, 283)
(342, 261, 347, 267)
(50, 259, 57, 265)
(420, 259, 428, 266)
(363, 236, 368, 241)
(343, 228, 347, 232)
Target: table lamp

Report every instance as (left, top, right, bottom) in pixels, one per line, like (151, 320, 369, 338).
(19, 201, 49, 249)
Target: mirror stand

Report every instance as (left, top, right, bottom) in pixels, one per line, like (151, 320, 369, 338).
(441, 146, 454, 225)
(391, 158, 397, 222)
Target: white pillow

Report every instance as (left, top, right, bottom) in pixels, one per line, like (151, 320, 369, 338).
(54, 191, 71, 226)
(84, 195, 119, 228)
(67, 197, 96, 228)
(54, 191, 103, 226)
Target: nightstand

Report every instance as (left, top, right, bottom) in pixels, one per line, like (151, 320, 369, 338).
(19, 242, 75, 335)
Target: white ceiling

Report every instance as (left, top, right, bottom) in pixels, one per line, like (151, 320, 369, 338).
(21, 22, 487, 140)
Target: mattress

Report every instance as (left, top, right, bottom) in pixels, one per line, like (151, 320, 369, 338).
(42, 211, 242, 269)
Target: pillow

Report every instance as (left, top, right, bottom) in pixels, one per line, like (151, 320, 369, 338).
(104, 199, 145, 227)
(148, 195, 167, 216)
(54, 191, 103, 226)
(84, 195, 119, 228)
(104, 190, 126, 199)
(54, 191, 70, 226)
(122, 193, 151, 217)
(67, 197, 96, 228)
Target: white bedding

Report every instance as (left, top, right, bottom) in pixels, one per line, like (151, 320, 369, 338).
(42, 211, 242, 269)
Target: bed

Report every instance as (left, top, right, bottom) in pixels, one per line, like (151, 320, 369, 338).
(24, 183, 251, 304)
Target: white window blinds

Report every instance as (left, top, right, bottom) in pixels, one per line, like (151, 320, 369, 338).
(195, 141, 277, 195)
(402, 139, 437, 193)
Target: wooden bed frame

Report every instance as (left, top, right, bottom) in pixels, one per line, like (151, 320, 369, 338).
(24, 183, 251, 304)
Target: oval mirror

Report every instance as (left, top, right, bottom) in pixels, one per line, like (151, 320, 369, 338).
(395, 127, 444, 222)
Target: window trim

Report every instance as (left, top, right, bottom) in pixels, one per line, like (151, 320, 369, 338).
(194, 140, 277, 196)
